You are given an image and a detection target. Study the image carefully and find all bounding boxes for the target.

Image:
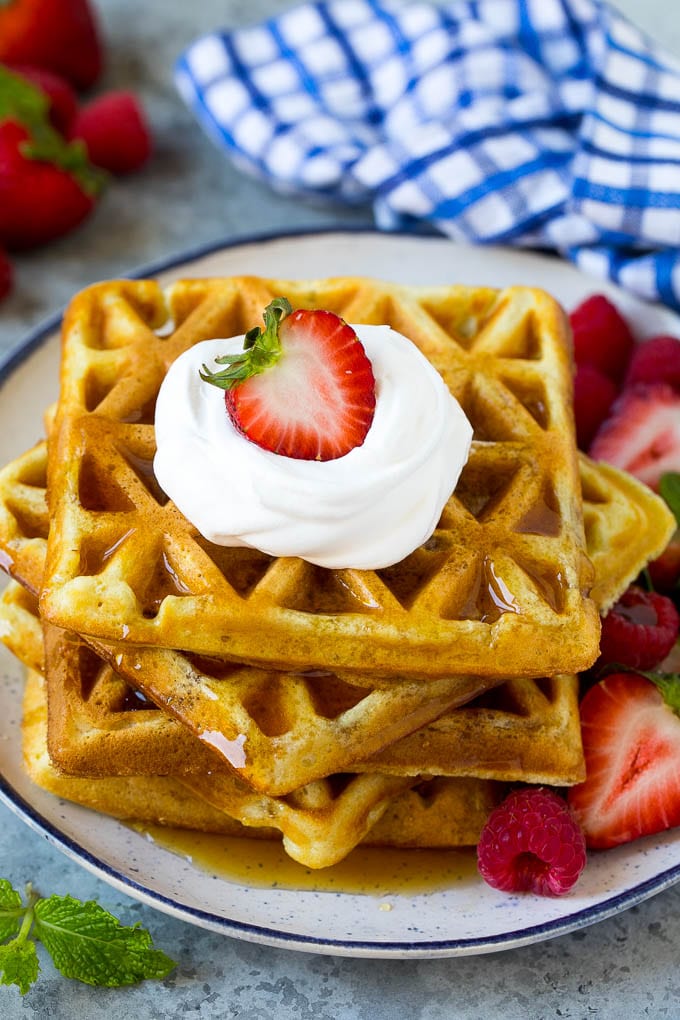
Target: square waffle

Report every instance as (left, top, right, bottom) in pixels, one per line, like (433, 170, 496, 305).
(0, 440, 673, 794)
(22, 668, 501, 849)
(40, 277, 601, 680)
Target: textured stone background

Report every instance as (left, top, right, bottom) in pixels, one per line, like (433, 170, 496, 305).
(2, 1, 680, 1017)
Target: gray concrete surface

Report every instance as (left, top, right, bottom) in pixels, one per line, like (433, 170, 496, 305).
(2, 1, 680, 1016)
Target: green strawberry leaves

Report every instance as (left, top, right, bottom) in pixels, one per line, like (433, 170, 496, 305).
(200, 296, 292, 389)
(0, 881, 175, 995)
(0, 65, 107, 196)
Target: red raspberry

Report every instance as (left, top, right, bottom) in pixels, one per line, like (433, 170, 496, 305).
(626, 335, 680, 390)
(477, 787, 586, 896)
(573, 362, 618, 450)
(570, 294, 635, 383)
(599, 585, 680, 671)
(0, 248, 13, 302)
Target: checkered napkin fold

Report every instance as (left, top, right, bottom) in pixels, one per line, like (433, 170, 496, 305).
(175, 0, 680, 311)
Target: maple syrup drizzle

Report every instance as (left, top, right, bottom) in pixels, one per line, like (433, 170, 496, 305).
(135, 826, 479, 895)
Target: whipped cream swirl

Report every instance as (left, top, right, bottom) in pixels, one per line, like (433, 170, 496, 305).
(154, 325, 472, 570)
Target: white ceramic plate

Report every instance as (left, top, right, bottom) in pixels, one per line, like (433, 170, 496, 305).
(2, 230, 680, 959)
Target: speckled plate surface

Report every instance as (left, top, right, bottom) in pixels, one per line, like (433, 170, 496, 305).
(2, 230, 680, 959)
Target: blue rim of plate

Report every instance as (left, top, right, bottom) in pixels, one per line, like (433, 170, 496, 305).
(2, 225, 680, 957)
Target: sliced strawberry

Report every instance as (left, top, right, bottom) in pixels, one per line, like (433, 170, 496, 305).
(589, 383, 680, 490)
(568, 672, 680, 849)
(573, 362, 618, 451)
(626, 335, 680, 391)
(200, 298, 376, 461)
(598, 585, 679, 671)
(569, 294, 635, 383)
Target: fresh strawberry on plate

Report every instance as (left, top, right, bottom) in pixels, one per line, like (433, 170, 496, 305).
(200, 297, 377, 461)
(589, 384, 680, 491)
(569, 672, 680, 849)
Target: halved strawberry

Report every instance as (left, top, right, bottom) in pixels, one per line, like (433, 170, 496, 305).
(200, 298, 376, 461)
(589, 384, 680, 491)
(568, 672, 680, 849)
(569, 294, 635, 383)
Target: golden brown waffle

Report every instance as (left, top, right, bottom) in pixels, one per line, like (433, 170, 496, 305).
(580, 458, 675, 613)
(22, 669, 501, 849)
(0, 581, 43, 674)
(0, 440, 672, 793)
(20, 665, 414, 869)
(41, 276, 600, 680)
(0, 441, 49, 598)
(1, 581, 582, 787)
(359, 675, 584, 784)
(0, 445, 496, 789)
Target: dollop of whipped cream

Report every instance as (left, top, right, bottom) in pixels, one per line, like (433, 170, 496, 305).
(154, 325, 472, 570)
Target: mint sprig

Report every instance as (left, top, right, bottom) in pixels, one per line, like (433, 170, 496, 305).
(0, 881, 175, 995)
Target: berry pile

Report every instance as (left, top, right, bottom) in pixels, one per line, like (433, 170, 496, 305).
(0, 0, 152, 300)
(570, 293, 680, 494)
(477, 293, 680, 897)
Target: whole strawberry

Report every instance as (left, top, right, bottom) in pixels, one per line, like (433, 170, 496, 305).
(0, 67, 106, 250)
(0, 0, 102, 90)
(69, 91, 152, 175)
(200, 297, 376, 461)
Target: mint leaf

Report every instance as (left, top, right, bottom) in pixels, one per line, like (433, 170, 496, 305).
(660, 473, 680, 528)
(0, 880, 24, 942)
(33, 895, 175, 987)
(0, 940, 39, 996)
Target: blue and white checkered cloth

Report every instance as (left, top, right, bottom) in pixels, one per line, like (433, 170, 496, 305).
(176, 0, 680, 311)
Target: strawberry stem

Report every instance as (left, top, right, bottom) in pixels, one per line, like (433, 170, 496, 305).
(200, 297, 292, 390)
(0, 66, 107, 196)
(638, 669, 680, 715)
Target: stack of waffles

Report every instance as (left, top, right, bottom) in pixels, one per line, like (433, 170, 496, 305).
(0, 277, 675, 870)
